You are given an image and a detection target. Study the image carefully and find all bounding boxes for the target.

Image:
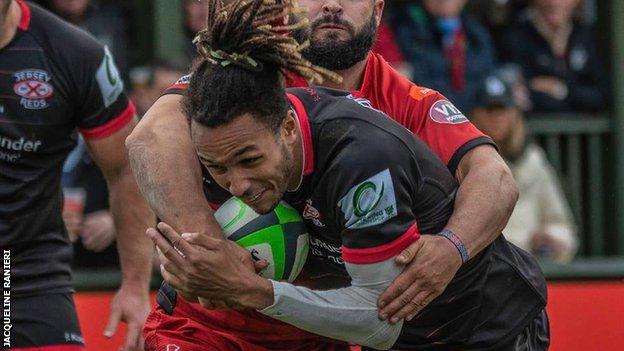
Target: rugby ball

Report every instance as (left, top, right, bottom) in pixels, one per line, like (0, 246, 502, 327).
(214, 197, 309, 282)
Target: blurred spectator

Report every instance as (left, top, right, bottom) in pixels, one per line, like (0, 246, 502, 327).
(49, 0, 130, 80)
(471, 73, 578, 263)
(129, 59, 187, 117)
(181, 0, 209, 66)
(390, 0, 497, 112)
(372, 19, 412, 77)
(467, 0, 530, 53)
(62, 137, 119, 268)
(500, 0, 609, 113)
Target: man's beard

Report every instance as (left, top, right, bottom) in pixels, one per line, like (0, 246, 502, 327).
(292, 13, 377, 71)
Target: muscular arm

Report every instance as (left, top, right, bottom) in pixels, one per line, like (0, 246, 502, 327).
(125, 94, 222, 236)
(86, 119, 155, 348)
(87, 119, 154, 291)
(378, 145, 518, 321)
(447, 144, 518, 257)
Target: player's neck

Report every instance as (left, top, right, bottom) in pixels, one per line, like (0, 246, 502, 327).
(0, 0, 21, 50)
(321, 58, 368, 92)
(287, 111, 305, 192)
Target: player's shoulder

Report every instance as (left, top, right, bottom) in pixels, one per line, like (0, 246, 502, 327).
(26, 2, 105, 64)
(367, 53, 447, 108)
(288, 88, 418, 159)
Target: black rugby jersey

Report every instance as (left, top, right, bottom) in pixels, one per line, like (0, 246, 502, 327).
(200, 87, 547, 349)
(0, 1, 135, 296)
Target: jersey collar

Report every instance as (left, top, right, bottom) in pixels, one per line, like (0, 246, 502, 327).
(348, 51, 375, 98)
(286, 93, 314, 178)
(17, 0, 31, 31)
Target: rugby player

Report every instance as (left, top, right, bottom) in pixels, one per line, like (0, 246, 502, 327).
(146, 1, 549, 349)
(127, 0, 519, 324)
(0, 1, 153, 350)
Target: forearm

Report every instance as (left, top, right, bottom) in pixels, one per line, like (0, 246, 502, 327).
(125, 95, 221, 235)
(107, 167, 155, 289)
(448, 147, 518, 258)
(259, 259, 403, 349)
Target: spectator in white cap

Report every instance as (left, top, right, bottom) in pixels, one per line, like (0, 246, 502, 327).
(471, 72, 578, 263)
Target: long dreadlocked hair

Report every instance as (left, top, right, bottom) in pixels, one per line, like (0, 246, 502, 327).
(185, 0, 341, 131)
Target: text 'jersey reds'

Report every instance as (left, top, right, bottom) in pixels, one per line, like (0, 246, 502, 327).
(0, 1, 135, 295)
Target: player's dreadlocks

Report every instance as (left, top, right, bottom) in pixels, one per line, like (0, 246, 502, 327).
(185, 0, 341, 132)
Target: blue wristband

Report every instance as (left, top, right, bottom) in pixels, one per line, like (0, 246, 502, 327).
(437, 229, 469, 264)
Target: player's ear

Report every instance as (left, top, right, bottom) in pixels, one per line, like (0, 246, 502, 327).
(281, 109, 298, 145)
(374, 0, 385, 26)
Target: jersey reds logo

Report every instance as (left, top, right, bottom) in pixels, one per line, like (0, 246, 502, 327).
(429, 100, 468, 124)
(13, 69, 53, 110)
(14, 80, 53, 99)
(302, 200, 325, 227)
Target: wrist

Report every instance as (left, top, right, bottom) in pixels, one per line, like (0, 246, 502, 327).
(437, 229, 470, 264)
(239, 275, 275, 310)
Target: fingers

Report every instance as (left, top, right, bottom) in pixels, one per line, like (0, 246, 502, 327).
(254, 259, 269, 273)
(121, 322, 142, 351)
(181, 232, 224, 251)
(146, 227, 186, 267)
(393, 290, 435, 323)
(103, 304, 121, 339)
(395, 238, 424, 265)
(378, 274, 418, 319)
(157, 222, 193, 256)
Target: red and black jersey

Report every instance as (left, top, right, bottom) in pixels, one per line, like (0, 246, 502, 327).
(0, 1, 135, 296)
(164, 52, 493, 175)
(181, 87, 546, 349)
(285, 88, 545, 349)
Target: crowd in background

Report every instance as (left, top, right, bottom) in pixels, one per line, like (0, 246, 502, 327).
(39, 0, 613, 268)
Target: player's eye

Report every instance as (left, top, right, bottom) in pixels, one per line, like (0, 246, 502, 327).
(240, 156, 262, 166)
(206, 164, 227, 174)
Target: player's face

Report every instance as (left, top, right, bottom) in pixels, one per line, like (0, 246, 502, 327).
(293, 0, 384, 70)
(191, 113, 299, 214)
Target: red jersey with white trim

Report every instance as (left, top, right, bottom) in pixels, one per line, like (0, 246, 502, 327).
(0, 1, 135, 296)
(164, 52, 492, 174)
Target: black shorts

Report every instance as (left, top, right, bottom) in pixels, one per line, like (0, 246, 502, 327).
(361, 308, 549, 351)
(7, 292, 84, 349)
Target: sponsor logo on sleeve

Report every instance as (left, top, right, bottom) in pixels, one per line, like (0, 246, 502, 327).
(13, 69, 53, 110)
(429, 99, 468, 124)
(338, 169, 398, 229)
(95, 46, 124, 108)
(409, 85, 435, 101)
(302, 199, 325, 227)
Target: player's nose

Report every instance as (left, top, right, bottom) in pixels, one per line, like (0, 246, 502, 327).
(322, 0, 343, 15)
(227, 172, 252, 198)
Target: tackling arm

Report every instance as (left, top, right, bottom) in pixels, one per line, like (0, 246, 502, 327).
(125, 94, 223, 236)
